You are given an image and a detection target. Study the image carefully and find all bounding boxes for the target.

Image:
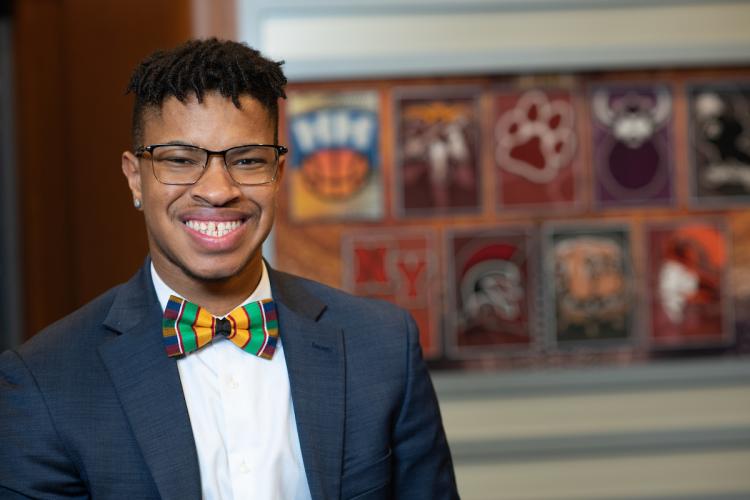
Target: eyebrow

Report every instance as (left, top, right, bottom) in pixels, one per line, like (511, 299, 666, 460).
(162, 140, 195, 146)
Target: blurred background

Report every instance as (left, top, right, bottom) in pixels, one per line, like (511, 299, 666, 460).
(2, 0, 750, 498)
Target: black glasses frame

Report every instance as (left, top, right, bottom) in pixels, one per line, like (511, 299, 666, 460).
(135, 143, 289, 186)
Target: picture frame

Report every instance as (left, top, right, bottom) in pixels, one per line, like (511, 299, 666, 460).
(493, 86, 584, 212)
(644, 218, 734, 349)
(393, 85, 483, 217)
(341, 227, 442, 358)
(687, 80, 750, 207)
(588, 82, 676, 208)
(444, 226, 538, 357)
(542, 222, 636, 348)
(286, 89, 384, 221)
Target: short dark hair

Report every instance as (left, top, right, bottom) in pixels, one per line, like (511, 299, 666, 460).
(126, 38, 287, 148)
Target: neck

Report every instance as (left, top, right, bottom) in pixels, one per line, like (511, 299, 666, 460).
(153, 253, 264, 317)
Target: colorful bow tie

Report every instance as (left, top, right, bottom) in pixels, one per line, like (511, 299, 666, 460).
(162, 295, 279, 359)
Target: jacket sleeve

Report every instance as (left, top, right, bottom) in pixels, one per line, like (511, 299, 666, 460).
(391, 311, 460, 499)
(0, 349, 88, 499)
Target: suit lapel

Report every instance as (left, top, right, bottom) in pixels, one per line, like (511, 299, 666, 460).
(270, 269, 345, 500)
(97, 263, 201, 500)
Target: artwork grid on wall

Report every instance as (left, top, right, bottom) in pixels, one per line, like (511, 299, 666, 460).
(277, 67, 750, 368)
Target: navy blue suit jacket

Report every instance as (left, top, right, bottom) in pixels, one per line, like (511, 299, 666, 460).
(0, 262, 458, 499)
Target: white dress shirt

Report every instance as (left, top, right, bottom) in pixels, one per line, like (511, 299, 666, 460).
(151, 263, 311, 500)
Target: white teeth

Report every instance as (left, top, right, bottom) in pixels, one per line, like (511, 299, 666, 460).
(185, 220, 242, 237)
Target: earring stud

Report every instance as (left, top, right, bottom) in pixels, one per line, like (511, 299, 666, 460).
(134, 198, 142, 209)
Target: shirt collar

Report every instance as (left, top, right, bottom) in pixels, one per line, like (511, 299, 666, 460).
(150, 260, 272, 316)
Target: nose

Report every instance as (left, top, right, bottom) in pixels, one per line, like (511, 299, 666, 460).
(189, 156, 241, 206)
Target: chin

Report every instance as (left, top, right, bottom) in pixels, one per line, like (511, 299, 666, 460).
(184, 268, 236, 283)
(179, 260, 248, 283)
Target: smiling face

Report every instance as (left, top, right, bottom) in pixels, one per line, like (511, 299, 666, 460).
(122, 92, 283, 304)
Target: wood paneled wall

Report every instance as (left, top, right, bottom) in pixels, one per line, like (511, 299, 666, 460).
(14, 0, 198, 339)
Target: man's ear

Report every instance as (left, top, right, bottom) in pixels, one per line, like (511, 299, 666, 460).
(274, 154, 285, 191)
(121, 151, 143, 207)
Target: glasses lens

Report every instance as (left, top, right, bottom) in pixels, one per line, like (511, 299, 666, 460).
(226, 146, 278, 185)
(151, 145, 206, 184)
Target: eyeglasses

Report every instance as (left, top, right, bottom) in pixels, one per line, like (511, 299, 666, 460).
(135, 143, 288, 185)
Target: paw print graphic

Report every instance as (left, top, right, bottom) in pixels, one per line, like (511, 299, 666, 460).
(495, 91, 577, 184)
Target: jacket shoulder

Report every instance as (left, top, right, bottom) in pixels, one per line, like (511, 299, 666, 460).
(273, 270, 408, 323)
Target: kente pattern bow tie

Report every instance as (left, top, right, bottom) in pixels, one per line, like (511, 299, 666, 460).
(162, 295, 279, 359)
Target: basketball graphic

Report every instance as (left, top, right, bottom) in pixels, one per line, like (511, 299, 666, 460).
(301, 149, 370, 199)
(286, 90, 383, 221)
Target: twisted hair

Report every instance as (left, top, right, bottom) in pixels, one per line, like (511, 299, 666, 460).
(127, 38, 287, 147)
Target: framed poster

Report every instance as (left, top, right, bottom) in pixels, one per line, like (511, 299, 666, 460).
(286, 90, 383, 221)
(589, 83, 675, 207)
(688, 82, 750, 206)
(341, 228, 441, 358)
(544, 223, 635, 347)
(645, 219, 733, 348)
(494, 88, 582, 210)
(445, 227, 536, 356)
(393, 86, 482, 216)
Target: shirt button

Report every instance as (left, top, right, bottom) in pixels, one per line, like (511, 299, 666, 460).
(239, 460, 250, 474)
(227, 376, 239, 389)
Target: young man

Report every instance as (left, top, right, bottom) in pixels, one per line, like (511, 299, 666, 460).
(0, 39, 458, 499)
